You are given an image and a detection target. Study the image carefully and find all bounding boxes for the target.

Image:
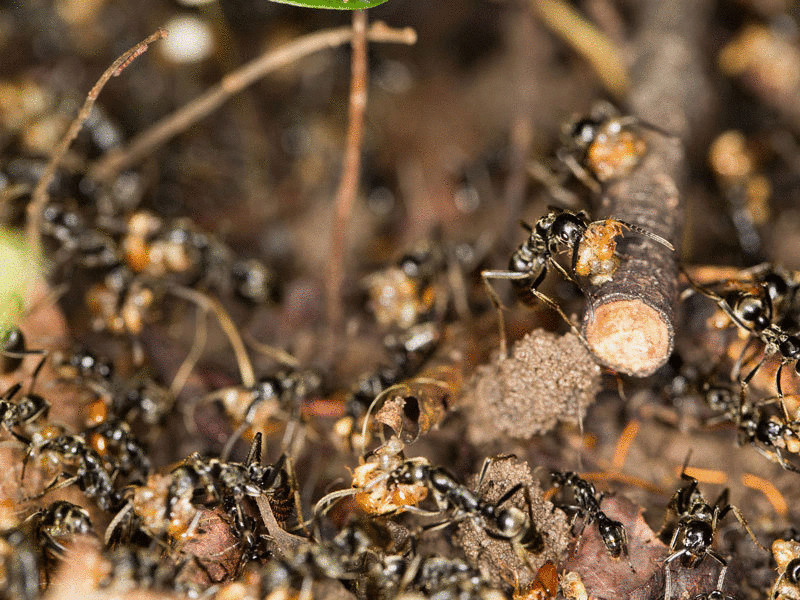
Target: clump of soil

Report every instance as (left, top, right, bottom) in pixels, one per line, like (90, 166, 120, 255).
(465, 330, 602, 443)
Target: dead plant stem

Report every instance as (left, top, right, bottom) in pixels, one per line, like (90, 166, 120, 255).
(325, 11, 369, 331)
(89, 22, 415, 183)
(27, 29, 167, 263)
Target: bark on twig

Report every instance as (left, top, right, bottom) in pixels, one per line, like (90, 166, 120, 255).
(325, 11, 369, 331)
(89, 22, 416, 183)
(26, 29, 167, 263)
(581, 0, 714, 376)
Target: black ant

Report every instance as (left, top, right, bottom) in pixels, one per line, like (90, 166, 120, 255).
(661, 467, 763, 600)
(23, 433, 121, 512)
(558, 101, 673, 193)
(391, 456, 545, 558)
(549, 471, 631, 568)
(84, 418, 151, 483)
(120, 210, 275, 304)
(53, 347, 114, 382)
(405, 555, 504, 599)
(337, 322, 441, 447)
(163, 433, 293, 562)
(0, 383, 50, 440)
(683, 267, 800, 400)
(482, 207, 673, 354)
(202, 367, 323, 461)
(28, 500, 94, 573)
(41, 200, 119, 271)
(363, 235, 449, 330)
(688, 375, 800, 473)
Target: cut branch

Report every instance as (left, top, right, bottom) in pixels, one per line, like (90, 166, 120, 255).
(26, 29, 167, 263)
(89, 21, 416, 183)
(581, 0, 715, 376)
(325, 10, 369, 331)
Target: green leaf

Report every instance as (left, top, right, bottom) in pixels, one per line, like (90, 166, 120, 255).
(269, 0, 388, 9)
(0, 227, 38, 334)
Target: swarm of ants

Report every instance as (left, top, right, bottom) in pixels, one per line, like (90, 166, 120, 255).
(3, 2, 800, 600)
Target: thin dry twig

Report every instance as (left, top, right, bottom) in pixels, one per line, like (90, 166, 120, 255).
(89, 21, 416, 183)
(325, 11, 369, 331)
(167, 285, 255, 388)
(26, 29, 167, 262)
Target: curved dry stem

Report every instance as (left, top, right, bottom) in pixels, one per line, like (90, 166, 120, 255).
(89, 22, 416, 182)
(170, 303, 209, 397)
(167, 286, 254, 388)
(27, 29, 167, 261)
(243, 331, 300, 368)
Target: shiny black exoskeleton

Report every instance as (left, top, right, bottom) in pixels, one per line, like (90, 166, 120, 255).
(506, 209, 589, 305)
(0, 382, 49, 437)
(389, 459, 544, 554)
(31, 500, 93, 562)
(32, 434, 121, 512)
(85, 418, 151, 482)
(345, 322, 440, 420)
(550, 471, 629, 560)
(166, 433, 291, 561)
(662, 473, 760, 575)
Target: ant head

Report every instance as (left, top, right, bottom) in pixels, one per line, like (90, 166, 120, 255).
(731, 294, 770, 330)
(550, 212, 587, 247)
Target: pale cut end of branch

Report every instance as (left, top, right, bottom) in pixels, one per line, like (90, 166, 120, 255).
(584, 299, 671, 376)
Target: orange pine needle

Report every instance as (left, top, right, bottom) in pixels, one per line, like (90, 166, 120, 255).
(742, 473, 788, 517)
(612, 420, 640, 469)
(581, 471, 669, 496)
(677, 466, 728, 485)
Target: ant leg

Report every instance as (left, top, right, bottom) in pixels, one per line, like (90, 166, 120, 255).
(104, 501, 133, 545)
(776, 362, 786, 401)
(494, 482, 524, 510)
(556, 148, 601, 194)
(220, 422, 249, 463)
(731, 336, 758, 383)
(741, 353, 767, 388)
(480, 271, 530, 358)
(24, 473, 79, 502)
(754, 445, 800, 474)
(717, 503, 766, 551)
(528, 288, 592, 352)
(663, 549, 686, 600)
(476, 454, 517, 492)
